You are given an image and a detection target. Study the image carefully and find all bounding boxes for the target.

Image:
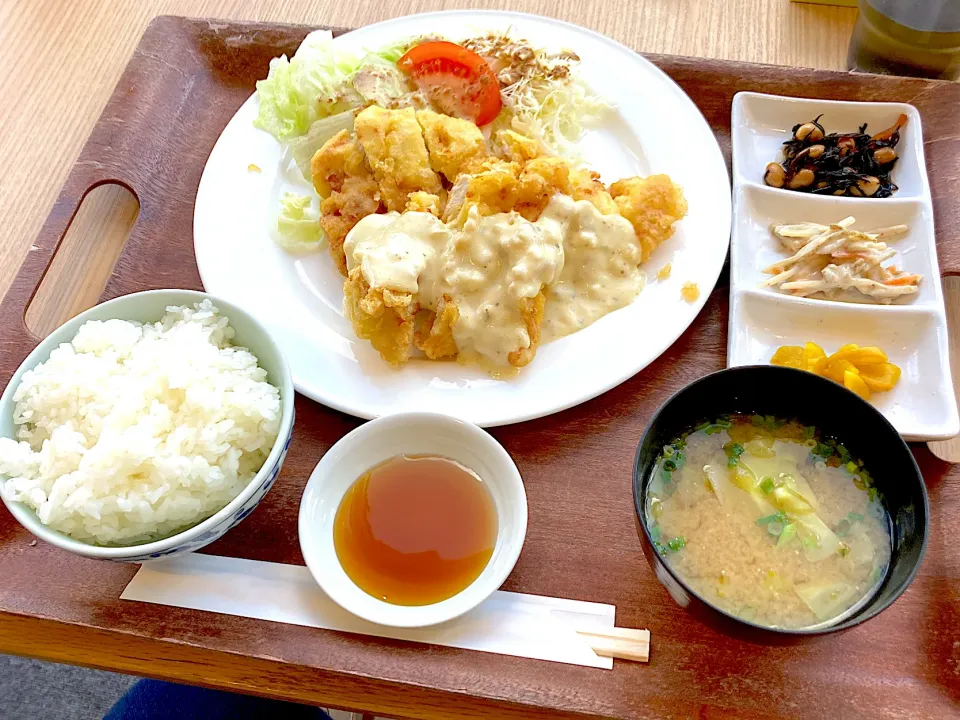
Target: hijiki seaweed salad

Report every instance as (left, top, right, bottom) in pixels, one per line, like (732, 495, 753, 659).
(763, 114, 907, 198)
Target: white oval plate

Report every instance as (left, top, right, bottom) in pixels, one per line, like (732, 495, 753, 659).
(194, 10, 731, 427)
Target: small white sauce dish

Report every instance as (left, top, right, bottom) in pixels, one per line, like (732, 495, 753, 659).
(298, 412, 527, 628)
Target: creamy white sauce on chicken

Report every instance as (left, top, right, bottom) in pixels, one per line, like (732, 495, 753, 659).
(343, 193, 647, 367)
(445, 206, 564, 365)
(538, 195, 644, 342)
(344, 211, 449, 304)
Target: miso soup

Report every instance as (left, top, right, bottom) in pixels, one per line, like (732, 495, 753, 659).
(645, 414, 891, 629)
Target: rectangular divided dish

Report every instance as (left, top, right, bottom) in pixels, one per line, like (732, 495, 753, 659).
(729, 92, 959, 441)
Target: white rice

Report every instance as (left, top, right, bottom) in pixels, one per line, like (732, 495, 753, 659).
(0, 301, 282, 546)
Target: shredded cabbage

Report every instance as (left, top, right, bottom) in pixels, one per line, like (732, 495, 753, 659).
(459, 32, 614, 159)
(496, 76, 612, 160)
(276, 193, 324, 252)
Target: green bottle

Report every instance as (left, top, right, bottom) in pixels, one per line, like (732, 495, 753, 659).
(847, 0, 960, 80)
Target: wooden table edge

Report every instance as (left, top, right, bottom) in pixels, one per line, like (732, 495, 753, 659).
(0, 610, 606, 720)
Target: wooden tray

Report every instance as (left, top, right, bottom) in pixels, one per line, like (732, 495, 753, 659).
(2, 16, 959, 720)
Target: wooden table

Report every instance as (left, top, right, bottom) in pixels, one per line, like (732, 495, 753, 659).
(13, 2, 960, 720)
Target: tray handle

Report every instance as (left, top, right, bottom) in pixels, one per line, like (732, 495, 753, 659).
(0, 164, 131, 378)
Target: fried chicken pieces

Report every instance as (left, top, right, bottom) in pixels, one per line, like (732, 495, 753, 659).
(309, 105, 687, 370)
(610, 175, 689, 262)
(416, 110, 487, 181)
(354, 107, 443, 213)
(342, 269, 418, 367)
(414, 295, 460, 361)
(311, 108, 482, 273)
(310, 130, 382, 275)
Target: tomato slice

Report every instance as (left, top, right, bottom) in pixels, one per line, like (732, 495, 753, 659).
(398, 41, 503, 126)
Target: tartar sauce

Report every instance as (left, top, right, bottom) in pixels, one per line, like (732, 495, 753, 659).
(343, 211, 450, 306)
(444, 207, 563, 365)
(343, 193, 645, 366)
(538, 195, 644, 342)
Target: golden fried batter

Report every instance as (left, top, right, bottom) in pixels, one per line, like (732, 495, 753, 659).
(404, 191, 443, 216)
(443, 159, 521, 225)
(609, 175, 688, 262)
(414, 296, 460, 360)
(311, 130, 383, 274)
(416, 110, 488, 182)
(314, 118, 687, 372)
(570, 168, 618, 215)
(515, 158, 572, 221)
(319, 175, 382, 276)
(354, 106, 442, 212)
(507, 291, 547, 368)
(494, 129, 541, 164)
(342, 267, 418, 366)
(310, 130, 370, 198)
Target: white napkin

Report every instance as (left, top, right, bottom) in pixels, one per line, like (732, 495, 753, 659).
(121, 553, 616, 669)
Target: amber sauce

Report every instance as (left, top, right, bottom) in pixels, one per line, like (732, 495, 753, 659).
(333, 455, 498, 606)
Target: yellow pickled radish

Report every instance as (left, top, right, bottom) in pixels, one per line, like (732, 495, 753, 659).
(850, 346, 888, 366)
(824, 344, 859, 365)
(770, 341, 900, 397)
(803, 342, 827, 367)
(832, 345, 887, 366)
(834, 343, 861, 356)
(823, 358, 858, 384)
(858, 362, 901, 392)
(843, 369, 871, 400)
(770, 345, 806, 369)
(803, 342, 826, 370)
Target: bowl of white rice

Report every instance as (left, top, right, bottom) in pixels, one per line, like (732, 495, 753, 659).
(0, 289, 294, 562)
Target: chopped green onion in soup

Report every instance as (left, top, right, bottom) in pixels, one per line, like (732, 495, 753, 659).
(644, 414, 891, 629)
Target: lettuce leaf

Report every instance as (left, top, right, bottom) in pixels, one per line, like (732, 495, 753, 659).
(371, 39, 415, 64)
(254, 30, 363, 142)
(288, 110, 358, 182)
(352, 54, 413, 107)
(276, 193, 323, 253)
(254, 31, 416, 143)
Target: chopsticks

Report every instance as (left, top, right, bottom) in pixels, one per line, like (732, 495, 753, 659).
(577, 626, 650, 663)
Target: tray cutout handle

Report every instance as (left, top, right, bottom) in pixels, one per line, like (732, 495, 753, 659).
(23, 183, 139, 339)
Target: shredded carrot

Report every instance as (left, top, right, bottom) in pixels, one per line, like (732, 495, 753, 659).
(884, 275, 921, 286)
(872, 114, 908, 142)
